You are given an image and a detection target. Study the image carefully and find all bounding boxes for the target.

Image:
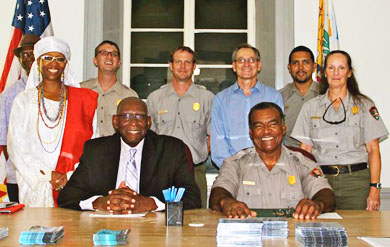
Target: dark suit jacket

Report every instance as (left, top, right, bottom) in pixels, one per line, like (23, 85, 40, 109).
(58, 130, 201, 210)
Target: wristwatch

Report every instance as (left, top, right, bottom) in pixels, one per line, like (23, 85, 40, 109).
(370, 182, 382, 189)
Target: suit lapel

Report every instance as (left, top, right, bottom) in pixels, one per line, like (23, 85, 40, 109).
(106, 133, 121, 189)
(139, 131, 158, 194)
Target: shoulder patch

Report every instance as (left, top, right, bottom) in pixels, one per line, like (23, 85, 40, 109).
(310, 167, 323, 177)
(369, 106, 380, 120)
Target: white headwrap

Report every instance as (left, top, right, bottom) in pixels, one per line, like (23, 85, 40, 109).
(26, 36, 79, 89)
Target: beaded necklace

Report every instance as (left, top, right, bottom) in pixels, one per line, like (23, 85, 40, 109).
(36, 83, 67, 153)
(37, 84, 67, 129)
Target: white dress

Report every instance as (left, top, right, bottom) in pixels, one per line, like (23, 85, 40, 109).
(7, 87, 97, 207)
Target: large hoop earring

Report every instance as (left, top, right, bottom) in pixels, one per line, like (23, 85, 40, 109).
(38, 59, 42, 82)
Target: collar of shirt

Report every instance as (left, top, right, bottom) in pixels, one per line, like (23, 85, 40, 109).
(319, 89, 351, 107)
(233, 81, 262, 95)
(115, 137, 145, 190)
(290, 80, 319, 95)
(252, 147, 292, 174)
(91, 78, 122, 94)
(166, 82, 196, 98)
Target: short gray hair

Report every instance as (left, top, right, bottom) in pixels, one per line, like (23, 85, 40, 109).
(232, 43, 261, 62)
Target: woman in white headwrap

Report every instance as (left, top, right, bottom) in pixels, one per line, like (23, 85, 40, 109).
(7, 37, 98, 207)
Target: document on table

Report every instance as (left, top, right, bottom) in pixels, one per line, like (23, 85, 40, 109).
(317, 212, 343, 219)
(358, 236, 390, 247)
(89, 212, 147, 218)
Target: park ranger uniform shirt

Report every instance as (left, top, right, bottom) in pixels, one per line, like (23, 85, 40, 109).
(211, 146, 332, 209)
(279, 81, 320, 147)
(146, 83, 214, 164)
(291, 91, 389, 165)
(81, 78, 138, 137)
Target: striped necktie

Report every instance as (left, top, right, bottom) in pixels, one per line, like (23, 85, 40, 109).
(125, 149, 138, 192)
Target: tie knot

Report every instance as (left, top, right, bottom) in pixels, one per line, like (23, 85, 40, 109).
(130, 149, 137, 158)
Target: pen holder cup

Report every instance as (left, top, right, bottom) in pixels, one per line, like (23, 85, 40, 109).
(165, 201, 183, 226)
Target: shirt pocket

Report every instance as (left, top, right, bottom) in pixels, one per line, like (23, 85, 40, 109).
(154, 109, 175, 133)
(280, 184, 304, 208)
(237, 184, 262, 208)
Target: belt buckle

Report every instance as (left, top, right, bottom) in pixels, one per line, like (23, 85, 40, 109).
(333, 166, 340, 177)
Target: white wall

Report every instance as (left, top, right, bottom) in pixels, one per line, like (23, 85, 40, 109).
(0, 0, 84, 82)
(295, 0, 390, 187)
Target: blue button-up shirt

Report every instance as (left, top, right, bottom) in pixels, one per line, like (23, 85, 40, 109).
(0, 77, 27, 145)
(210, 81, 284, 167)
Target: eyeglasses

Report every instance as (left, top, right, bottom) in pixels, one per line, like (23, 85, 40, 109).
(20, 50, 34, 59)
(236, 57, 258, 64)
(322, 98, 346, 125)
(97, 50, 119, 57)
(40, 55, 66, 63)
(116, 113, 147, 122)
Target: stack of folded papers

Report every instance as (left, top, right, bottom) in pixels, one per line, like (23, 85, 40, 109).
(216, 218, 263, 246)
(19, 226, 64, 245)
(0, 227, 8, 239)
(261, 217, 288, 239)
(295, 222, 348, 247)
(93, 229, 130, 246)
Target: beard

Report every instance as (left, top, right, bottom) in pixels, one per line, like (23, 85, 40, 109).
(292, 72, 312, 84)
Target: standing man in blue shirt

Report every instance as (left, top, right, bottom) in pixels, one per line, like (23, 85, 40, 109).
(210, 43, 284, 168)
(0, 34, 40, 202)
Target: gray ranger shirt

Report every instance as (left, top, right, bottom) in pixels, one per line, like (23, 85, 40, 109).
(212, 146, 332, 209)
(279, 81, 320, 147)
(146, 83, 214, 164)
(81, 78, 138, 137)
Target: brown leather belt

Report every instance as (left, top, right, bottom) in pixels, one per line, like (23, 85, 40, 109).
(320, 163, 367, 176)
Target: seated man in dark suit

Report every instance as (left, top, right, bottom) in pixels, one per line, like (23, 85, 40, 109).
(58, 97, 201, 213)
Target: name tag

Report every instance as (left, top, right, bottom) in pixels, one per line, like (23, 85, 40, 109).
(310, 116, 321, 119)
(243, 180, 256, 186)
(158, 109, 168, 114)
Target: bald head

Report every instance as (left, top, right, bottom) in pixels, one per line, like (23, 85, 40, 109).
(117, 97, 148, 115)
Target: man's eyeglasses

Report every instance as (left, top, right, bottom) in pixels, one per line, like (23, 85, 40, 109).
(322, 98, 346, 125)
(236, 57, 258, 64)
(20, 50, 34, 59)
(40, 55, 66, 63)
(97, 50, 119, 57)
(116, 113, 147, 122)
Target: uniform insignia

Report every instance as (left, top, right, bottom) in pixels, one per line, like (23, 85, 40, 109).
(351, 105, 359, 115)
(310, 116, 321, 119)
(158, 109, 168, 114)
(193, 102, 200, 111)
(288, 176, 296, 185)
(369, 106, 380, 120)
(284, 105, 289, 111)
(243, 180, 256, 186)
(310, 168, 323, 177)
(116, 99, 121, 105)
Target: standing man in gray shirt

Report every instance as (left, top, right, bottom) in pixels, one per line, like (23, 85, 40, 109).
(147, 46, 214, 208)
(81, 40, 138, 137)
(279, 46, 319, 147)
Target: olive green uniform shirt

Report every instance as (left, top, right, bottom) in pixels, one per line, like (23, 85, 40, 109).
(212, 146, 331, 209)
(291, 91, 388, 165)
(146, 83, 214, 164)
(279, 81, 320, 147)
(81, 78, 138, 137)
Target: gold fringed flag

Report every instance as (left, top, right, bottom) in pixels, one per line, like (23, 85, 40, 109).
(316, 0, 339, 82)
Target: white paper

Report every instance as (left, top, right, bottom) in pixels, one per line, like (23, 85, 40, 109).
(317, 212, 343, 219)
(358, 237, 390, 247)
(89, 212, 147, 218)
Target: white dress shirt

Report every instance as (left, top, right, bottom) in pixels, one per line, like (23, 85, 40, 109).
(79, 137, 165, 211)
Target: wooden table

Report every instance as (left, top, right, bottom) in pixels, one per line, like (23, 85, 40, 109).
(1, 208, 389, 246)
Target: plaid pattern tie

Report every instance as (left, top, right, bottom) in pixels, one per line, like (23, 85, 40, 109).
(125, 149, 138, 192)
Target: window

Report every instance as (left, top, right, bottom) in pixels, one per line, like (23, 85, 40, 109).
(123, 0, 256, 98)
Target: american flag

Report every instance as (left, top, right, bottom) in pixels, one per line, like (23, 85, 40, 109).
(0, 0, 53, 93)
(0, 0, 53, 202)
